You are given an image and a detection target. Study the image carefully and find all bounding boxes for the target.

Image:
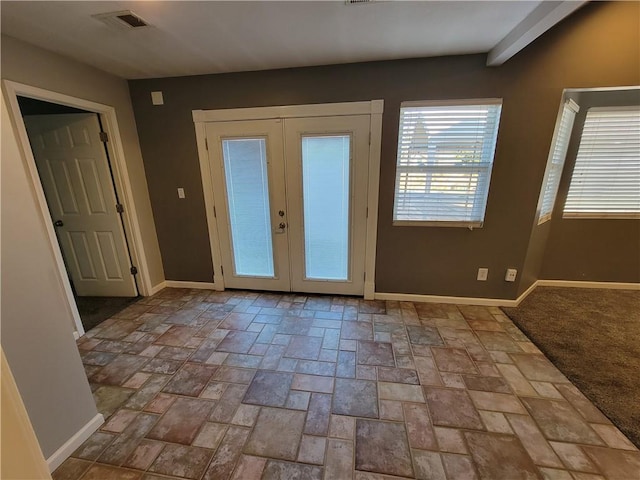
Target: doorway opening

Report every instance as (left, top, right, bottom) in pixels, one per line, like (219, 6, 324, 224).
(17, 96, 140, 332)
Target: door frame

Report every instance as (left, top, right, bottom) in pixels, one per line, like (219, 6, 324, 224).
(193, 100, 384, 299)
(3, 80, 154, 337)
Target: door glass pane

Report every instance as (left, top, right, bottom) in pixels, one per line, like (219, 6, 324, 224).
(301, 135, 350, 280)
(222, 138, 274, 277)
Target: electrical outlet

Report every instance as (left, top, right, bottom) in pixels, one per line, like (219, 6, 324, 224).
(177, 188, 185, 199)
(151, 91, 164, 105)
(477, 268, 489, 281)
(505, 268, 517, 282)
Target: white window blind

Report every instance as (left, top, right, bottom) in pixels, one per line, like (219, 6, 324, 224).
(538, 99, 580, 224)
(564, 106, 640, 218)
(393, 100, 502, 226)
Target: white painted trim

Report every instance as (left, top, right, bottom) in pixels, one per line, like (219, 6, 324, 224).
(537, 280, 640, 290)
(514, 280, 540, 306)
(193, 100, 382, 123)
(374, 291, 524, 307)
(487, 1, 587, 66)
(149, 281, 167, 295)
(364, 100, 383, 300)
(2, 81, 156, 337)
(46, 413, 104, 472)
(72, 331, 80, 341)
(164, 280, 218, 290)
(194, 100, 383, 297)
(193, 121, 225, 292)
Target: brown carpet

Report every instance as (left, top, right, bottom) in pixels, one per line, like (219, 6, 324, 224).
(502, 287, 640, 448)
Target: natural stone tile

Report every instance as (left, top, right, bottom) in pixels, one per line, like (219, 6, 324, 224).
(359, 299, 386, 314)
(72, 431, 116, 460)
(342, 321, 374, 341)
(298, 435, 326, 465)
(98, 413, 159, 466)
(199, 381, 227, 400)
(432, 347, 478, 374)
(510, 353, 568, 383)
(507, 414, 564, 468)
(377, 367, 419, 384)
(154, 325, 200, 347)
(325, 438, 354, 480)
(404, 403, 437, 450)
(148, 444, 212, 479)
(91, 354, 149, 386)
(162, 363, 217, 397)
(441, 372, 466, 389)
(124, 375, 170, 410)
(305, 392, 333, 435)
(476, 331, 523, 353)
(102, 409, 139, 433)
(464, 431, 541, 480)
(292, 373, 334, 393)
(284, 335, 323, 360)
(462, 374, 511, 393)
(147, 397, 213, 445)
(336, 350, 356, 378)
(202, 426, 250, 480)
(538, 467, 574, 480)
(425, 387, 484, 430)
(333, 378, 379, 418)
(329, 414, 356, 439)
(230, 455, 267, 480)
(296, 360, 336, 376)
(357, 341, 395, 367)
(219, 312, 255, 330)
(521, 397, 604, 445)
(216, 330, 258, 353)
(123, 439, 164, 470)
(244, 407, 306, 460)
(406, 325, 444, 346)
(581, 446, 640, 479)
(277, 317, 313, 335)
(479, 410, 513, 434)
(590, 423, 637, 450)
(192, 422, 228, 449)
(495, 364, 537, 396)
(52, 458, 92, 480)
(262, 460, 323, 480)
(469, 391, 526, 414)
(412, 449, 447, 480)
(286, 390, 311, 410)
(441, 453, 479, 480)
(209, 383, 247, 423)
(76, 463, 142, 480)
(357, 365, 377, 380)
(231, 404, 261, 427)
(122, 372, 152, 389)
(434, 427, 467, 454)
(379, 382, 425, 403)
(555, 384, 609, 424)
(549, 442, 599, 473)
(355, 419, 413, 477)
(224, 353, 262, 368)
(212, 365, 255, 384)
(531, 381, 564, 399)
(243, 370, 293, 407)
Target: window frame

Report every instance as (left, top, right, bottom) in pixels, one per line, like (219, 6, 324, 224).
(392, 98, 503, 228)
(563, 105, 640, 220)
(537, 98, 580, 225)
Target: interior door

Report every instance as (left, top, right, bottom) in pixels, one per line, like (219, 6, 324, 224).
(206, 120, 290, 291)
(284, 115, 370, 295)
(24, 113, 137, 297)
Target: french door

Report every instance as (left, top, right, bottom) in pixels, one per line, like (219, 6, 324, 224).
(205, 115, 370, 295)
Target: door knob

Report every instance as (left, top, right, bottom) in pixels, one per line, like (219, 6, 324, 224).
(54, 220, 64, 227)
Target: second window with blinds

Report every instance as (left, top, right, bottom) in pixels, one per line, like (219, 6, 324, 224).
(393, 99, 502, 227)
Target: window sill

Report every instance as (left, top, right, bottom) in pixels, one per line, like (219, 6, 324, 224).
(392, 220, 484, 229)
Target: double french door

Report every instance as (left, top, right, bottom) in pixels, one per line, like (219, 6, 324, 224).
(205, 115, 370, 295)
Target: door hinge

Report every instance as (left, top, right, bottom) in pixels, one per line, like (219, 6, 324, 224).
(366, 207, 368, 218)
(213, 206, 217, 218)
(368, 132, 371, 145)
(99, 131, 108, 143)
(116, 203, 124, 213)
(205, 138, 209, 150)
(130, 266, 138, 275)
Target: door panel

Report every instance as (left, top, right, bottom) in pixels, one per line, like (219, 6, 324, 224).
(285, 115, 370, 295)
(206, 120, 290, 291)
(24, 114, 137, 297)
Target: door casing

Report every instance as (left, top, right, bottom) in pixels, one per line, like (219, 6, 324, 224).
(3, 80, 156, 337)
(193, 100, 384, 299)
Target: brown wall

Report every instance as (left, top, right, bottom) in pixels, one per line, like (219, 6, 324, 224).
(539, 89, 640, 283)
(129, 1, 639, 298)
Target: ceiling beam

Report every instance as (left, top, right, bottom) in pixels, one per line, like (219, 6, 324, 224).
(487, 1, 588, 67)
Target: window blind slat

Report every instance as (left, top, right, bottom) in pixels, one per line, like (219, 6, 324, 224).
(564, 107, 640, 218)
(393, 102, 502, 224)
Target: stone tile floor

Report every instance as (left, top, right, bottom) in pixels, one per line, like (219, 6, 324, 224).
(54, 288, 640, 480)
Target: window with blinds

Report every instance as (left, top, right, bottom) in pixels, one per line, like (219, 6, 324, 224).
(393, 100, 502, 227)
(537, 99, 580, 224)
(564, 106, 640, 218)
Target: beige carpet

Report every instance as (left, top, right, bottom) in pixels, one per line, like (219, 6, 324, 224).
(502, 286, 640, 447)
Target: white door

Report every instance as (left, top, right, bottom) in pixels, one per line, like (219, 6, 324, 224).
(24, 114, 137, 297)
(206, 115, 371, 295)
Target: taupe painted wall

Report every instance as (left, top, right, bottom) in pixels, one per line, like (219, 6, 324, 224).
(539, 89, 640, 283)
(1, 97, 98, 459)
(1, 34, 165, 290)
(129, 1, 639, 298)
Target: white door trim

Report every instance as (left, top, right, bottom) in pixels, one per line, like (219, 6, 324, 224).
(193, 100, 383, 298)
(2, 80, 154, 336)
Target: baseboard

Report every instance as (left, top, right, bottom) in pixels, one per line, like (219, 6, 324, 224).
(149, 281, 167, 296)
(513, 280, 540, 306)
(46, 413, 104, 472)
(72, 330, 80, 340)
(165, 280, 217, 290)
(374, 291, 523, 307)
(537, 280, 640, 290)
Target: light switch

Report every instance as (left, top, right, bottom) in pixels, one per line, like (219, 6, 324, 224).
(177, 188, 185, 199)
(151, 91, 164, 105)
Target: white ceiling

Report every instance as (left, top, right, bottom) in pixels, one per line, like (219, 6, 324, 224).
(1, 1, 572, 80)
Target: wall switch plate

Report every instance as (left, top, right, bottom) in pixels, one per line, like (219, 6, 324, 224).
(477, 268, 489, 281)
(505, 268, 517, 282)
(177, 188, 185, 199)
(151, 91, 164, 105)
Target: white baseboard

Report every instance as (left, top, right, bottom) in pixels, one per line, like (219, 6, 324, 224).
(46, 413, 104, 472)
(165, 280, 218, 290)
(537, 280, 640, 290)
(374, 291, 523, 307)
(149, 281, 167, 296)
(72, 330, 80, 340)
(513, 280, 540, 306)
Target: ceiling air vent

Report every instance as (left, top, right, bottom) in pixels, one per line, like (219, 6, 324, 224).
(92, 10, 150, 30)
(345, 0, 374, 4)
